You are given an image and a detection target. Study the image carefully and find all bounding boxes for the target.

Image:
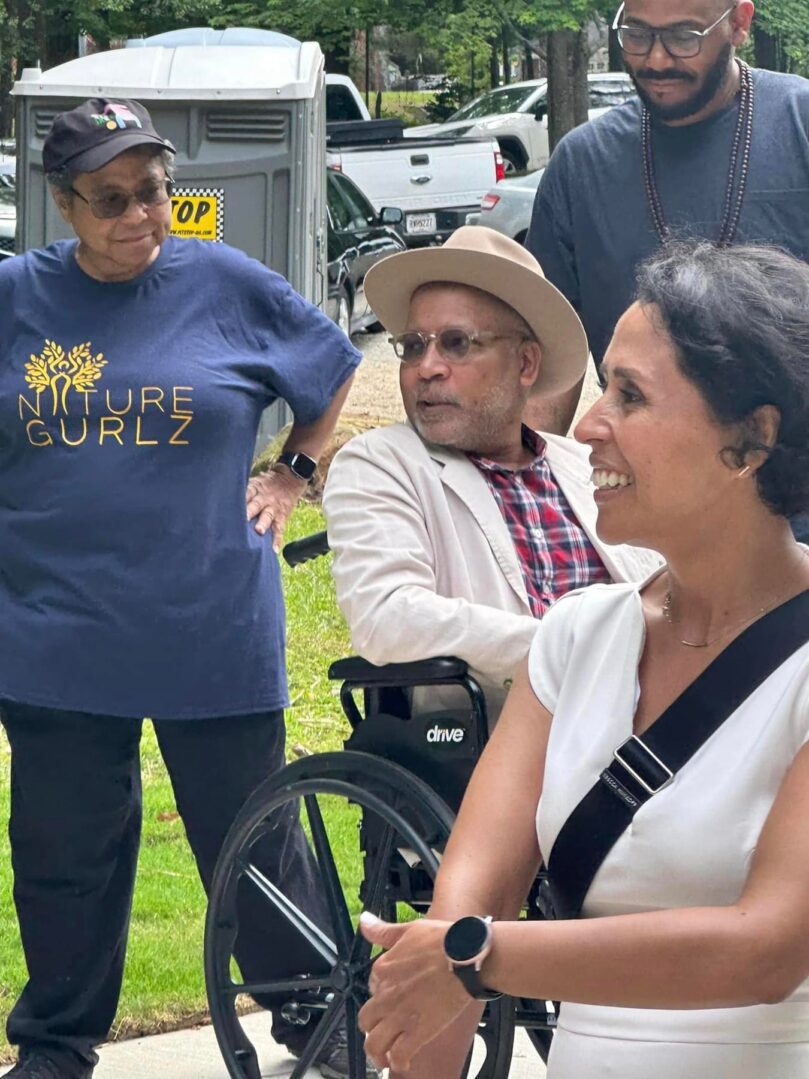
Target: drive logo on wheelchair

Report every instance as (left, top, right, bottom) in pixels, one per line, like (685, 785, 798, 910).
(426, 721, 467, 744)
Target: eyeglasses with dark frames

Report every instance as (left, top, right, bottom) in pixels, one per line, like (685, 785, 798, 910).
(69, 178, 175, 220)
(612, 3, 735, 59)
(389, 328, 530, 365)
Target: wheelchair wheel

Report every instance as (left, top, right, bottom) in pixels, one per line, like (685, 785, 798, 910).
(521, 1004, 554, 1064)
(205, 751, 515, 1079)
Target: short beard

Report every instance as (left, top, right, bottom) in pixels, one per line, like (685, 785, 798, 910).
(629, 42, 735, 123)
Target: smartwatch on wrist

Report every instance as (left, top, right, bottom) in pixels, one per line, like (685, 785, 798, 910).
(444, 915, 502, 1001)
(275, 450, 317, 482)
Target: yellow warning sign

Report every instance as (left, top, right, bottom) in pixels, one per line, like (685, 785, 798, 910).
(170, 189, 224, 241)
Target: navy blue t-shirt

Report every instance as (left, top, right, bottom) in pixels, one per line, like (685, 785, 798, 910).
(527, 68, 809, 365)
(0, 237, 360, 718)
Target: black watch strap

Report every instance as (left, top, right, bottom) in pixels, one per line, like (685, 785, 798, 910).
(276, 451, 317, 482)
(452, 965, 503, 1001)
(444, 915, 503, 1001)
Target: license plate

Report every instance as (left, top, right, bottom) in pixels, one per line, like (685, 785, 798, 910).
(406, 212, 437, 235)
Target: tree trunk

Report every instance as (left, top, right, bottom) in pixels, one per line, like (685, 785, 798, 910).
(501, 26, 510, 85)
(523, 41, 534, 81)
(573, 31, 588, 125)
(0, 0, 17, 139)
(44, 6, 77, 69)
(489, 39, 499, 88)
(547, 28, 589, 155)
(752, 25, 780, 72)
(0, 64, 14, 139)
(608, 27, 624, 72)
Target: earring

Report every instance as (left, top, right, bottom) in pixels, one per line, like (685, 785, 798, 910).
(738, 465, 752, 478)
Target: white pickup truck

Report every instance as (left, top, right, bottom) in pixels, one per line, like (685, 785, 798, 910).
(406, 73, 635, 174)
(326, 76, 504, 247)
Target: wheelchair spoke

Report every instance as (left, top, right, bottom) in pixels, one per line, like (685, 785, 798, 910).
(304, 793, 353, 959)
(238, 857, 338, 969)
(222, 974, 333, 997)
(344, 996, 370, 1079)
(350, 822, 395, 965)
(288, 986, 346, 1078)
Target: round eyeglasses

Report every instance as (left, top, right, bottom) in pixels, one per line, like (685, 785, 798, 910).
(612, 3, 735, 59)
(389, 328, 529, 365)
(69, 179, 174, 220)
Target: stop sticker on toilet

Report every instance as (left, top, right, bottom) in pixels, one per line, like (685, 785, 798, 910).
(170, 187, 224, 242)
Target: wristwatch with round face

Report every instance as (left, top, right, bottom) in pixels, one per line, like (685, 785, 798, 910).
(275, 450, 317, 482)
(443, 915, 502, 1001)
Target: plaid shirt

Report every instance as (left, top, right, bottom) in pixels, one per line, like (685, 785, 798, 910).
(468, 426, 611, 617)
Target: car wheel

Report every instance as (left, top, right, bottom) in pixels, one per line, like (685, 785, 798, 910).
(501, 150, 522, 176)
(336, 289, 352, 338)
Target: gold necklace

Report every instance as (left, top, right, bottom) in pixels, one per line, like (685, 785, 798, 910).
(662, 551, 809, 649)
(661, 591, 769, 648)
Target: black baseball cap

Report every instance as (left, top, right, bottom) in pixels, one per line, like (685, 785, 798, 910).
(43, 98, 175, 174)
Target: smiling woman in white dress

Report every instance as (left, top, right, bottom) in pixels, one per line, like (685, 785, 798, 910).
(356, 240, 809, 1079)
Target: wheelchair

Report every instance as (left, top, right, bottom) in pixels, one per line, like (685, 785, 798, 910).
(204, 532, 556, 1079)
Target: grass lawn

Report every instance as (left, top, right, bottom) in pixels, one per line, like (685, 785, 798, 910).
(376, 90, 436, 125)
(0, 502, 353, 1060)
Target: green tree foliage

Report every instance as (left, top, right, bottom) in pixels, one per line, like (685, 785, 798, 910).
(212, 0, 436, 70)
(752, 0, 809, 74)
(0, 0, 219, 134)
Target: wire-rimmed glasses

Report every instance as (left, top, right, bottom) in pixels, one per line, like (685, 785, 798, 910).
(389, 328, 529, 365)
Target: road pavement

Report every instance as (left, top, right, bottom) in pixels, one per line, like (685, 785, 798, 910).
(0, 1017, 547, 1078)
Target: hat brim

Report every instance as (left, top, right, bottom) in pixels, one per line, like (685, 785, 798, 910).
(364, 245, 588, 397)
(65, 130, 175, 174)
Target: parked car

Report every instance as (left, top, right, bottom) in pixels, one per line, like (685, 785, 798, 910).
(0, 161, 16, 258)
(326, 168, 406, 334)
(466, 167, 544, 245)
(406, 72, 635, 174)
(326, 73, 504, 248)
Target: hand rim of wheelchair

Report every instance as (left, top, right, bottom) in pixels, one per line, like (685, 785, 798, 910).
(205, 750, 523, 1079)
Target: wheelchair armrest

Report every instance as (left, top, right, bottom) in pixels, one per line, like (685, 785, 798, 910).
(328, 656, 469, 687)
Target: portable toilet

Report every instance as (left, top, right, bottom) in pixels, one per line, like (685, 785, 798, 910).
(12, 31, 328, 442)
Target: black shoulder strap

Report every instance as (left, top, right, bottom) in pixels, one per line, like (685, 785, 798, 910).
(547, 588, 809, 921)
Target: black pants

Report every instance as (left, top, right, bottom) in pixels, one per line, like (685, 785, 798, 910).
(0, 702, 330, 1070)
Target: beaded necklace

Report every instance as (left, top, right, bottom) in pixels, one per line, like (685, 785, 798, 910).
(641, 60, 754, 248)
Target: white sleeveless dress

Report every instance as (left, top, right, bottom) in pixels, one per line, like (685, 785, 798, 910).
(529, 582, 809, 1079)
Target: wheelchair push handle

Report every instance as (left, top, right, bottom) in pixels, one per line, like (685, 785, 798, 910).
(283, 530, 330, 567)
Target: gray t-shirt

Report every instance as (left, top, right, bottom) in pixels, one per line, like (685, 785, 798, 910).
(526, 67, 809, 366)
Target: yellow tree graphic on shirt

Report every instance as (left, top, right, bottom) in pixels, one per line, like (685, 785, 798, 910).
(24, 340, 108, 415)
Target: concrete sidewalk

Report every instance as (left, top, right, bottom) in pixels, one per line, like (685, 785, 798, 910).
(0, 1016, 546, 1078)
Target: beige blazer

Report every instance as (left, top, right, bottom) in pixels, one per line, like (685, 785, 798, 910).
(323, 422, 662, 719)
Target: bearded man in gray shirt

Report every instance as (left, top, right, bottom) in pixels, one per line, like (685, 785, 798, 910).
(525, 0, 809, 541)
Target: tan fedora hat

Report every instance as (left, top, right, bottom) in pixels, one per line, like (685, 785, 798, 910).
(364, 225, 588, 396)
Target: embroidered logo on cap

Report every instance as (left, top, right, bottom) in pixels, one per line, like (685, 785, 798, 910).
(91, 104, 143, 132)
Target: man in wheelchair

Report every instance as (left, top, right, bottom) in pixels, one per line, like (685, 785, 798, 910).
(206, 229, 660, 1079)
(323, 226, 661, 726)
